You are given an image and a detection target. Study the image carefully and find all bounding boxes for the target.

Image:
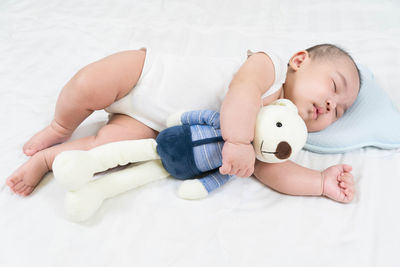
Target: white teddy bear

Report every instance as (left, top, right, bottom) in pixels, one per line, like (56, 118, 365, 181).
(53, 99, 307, 222)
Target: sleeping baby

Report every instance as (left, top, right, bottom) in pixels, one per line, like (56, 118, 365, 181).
(6, 43, 359, 202)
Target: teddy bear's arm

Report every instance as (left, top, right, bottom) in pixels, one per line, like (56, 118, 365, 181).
(180, 110, 220, 128)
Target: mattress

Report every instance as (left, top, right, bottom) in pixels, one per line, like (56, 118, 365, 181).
(1, 0, 399, 266)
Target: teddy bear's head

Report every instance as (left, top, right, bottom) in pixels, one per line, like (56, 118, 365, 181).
(253, 99, 307, 163)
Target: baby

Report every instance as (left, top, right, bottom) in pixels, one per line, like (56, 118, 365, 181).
(6, 44, 359, 203)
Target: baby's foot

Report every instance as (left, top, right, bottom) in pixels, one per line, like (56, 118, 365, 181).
(322, 172, 354, 203)
(23, 120, 72, 156)
(6, 151, 50, 196)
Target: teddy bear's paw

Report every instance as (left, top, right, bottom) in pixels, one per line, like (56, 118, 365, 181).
(178, 179, 209, 200)
(64, 190, 104, 222)
(53, 150, 98, 191)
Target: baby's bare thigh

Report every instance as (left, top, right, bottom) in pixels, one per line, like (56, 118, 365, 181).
(71, 49, 146, 110)
(95, 114, 158, 146)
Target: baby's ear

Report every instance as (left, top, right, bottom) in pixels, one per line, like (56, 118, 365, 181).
(289, 50, 309, 70)
(270, 99, 298, 113)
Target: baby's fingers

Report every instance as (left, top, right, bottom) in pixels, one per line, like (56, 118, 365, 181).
(243, 167, 254, 178)
(342, 164, 352, 173)
(344, 190, 354, 202)
(339, 175, 355, 199)
(219, 162, 232, 175)
(340, 183, 354, 203)
(339, 173, 354, 185)
(236, 167, 250, 178)
(339, 181, 354, 191)
(236, 163, 255, 177)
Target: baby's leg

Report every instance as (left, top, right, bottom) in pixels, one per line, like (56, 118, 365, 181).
(23, 49, 146, 156)
(7, 114, 157, 196)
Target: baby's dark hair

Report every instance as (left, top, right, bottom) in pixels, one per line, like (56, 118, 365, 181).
(306, 43, 362, 88)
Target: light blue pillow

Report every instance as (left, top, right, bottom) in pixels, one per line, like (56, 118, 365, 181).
(304, 65, 400, 154)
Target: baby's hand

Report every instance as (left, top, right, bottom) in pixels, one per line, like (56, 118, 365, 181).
(219, 141, 255, 178)
(321, 164, 355, 203)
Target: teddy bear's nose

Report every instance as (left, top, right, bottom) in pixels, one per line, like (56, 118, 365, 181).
(275, 141, 292, 160)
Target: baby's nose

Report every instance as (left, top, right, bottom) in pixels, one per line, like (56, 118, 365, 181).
(326, 100, 336, 112)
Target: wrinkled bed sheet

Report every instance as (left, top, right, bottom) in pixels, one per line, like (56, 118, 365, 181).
(0, 1, 399, 266)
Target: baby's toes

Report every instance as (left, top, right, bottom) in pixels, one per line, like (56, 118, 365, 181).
(15, 185, 28, 195)
(17, 185, 34, 196)
(12, 180, 25, 192)
(6, 174, 22, 187)
(20, 185, 35, 196)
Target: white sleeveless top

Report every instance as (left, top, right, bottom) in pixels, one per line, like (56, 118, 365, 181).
(105, 47, 288, 132)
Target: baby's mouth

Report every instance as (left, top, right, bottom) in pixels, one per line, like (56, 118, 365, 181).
(313, 104, 318, 120)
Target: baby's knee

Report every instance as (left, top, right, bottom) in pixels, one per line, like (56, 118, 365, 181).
(69, 68, 96, 100)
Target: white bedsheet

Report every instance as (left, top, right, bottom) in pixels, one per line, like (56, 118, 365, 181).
(1, 1, 399, 266)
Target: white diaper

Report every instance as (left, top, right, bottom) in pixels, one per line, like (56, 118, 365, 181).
(105, 47, 287, 132)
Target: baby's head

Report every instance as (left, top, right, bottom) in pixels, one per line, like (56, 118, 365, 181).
(283, 44, 361, 132)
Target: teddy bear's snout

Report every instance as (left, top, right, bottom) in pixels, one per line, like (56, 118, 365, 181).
(275, 141, 292, 160)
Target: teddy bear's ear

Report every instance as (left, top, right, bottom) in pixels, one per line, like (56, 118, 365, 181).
(270, 99, 298, 113)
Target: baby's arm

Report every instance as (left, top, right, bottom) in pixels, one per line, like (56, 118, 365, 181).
(220, 52, 276, 177)
(254, 160, 355, 203)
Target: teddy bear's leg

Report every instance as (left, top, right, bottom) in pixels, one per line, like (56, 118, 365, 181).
(53, 138, 159, 191)
(64, 159, 169, 222)
(178, 171, 233, 200)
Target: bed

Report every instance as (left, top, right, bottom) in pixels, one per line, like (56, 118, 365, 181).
(1, 0, 399, 266)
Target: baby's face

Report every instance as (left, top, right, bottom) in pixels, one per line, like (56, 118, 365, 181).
(283, 51, 360, 132)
